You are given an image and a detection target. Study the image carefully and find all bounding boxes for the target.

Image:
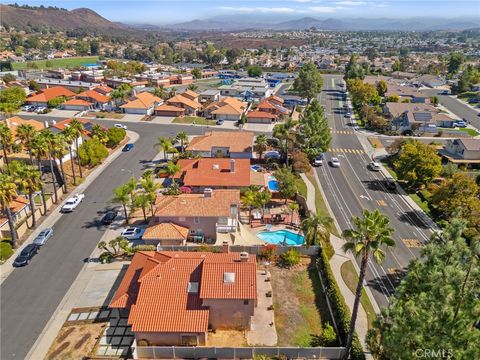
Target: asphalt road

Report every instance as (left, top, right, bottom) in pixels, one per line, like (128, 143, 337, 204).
(0, 121, 206, 360)
(422, 89, 480, 130)
(316, 75, 434, 309)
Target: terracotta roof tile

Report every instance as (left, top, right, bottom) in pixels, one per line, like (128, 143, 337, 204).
(154, 103, 185, 112)
(247, 110, 276, 119)
(120, 92, 162, 109)
(77, 89, 110, 103)
(186, 131, 254, 154)
(27, 86, 75, 103)
(167, 94, 201, 110)
(63, 99, 92, 106)
(5, 117, 44, 136)
(143, 222, 189, 240)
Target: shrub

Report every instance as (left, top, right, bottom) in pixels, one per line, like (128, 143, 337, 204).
(47, 95, 66, 108)
(133, 244, 157, 252)
(106, 127, 126, 148)
(280, 248, 301, 267)
(0, 241, 14, 261)
(99, 252, 113, 263)
(78, 138, 108, 167)
(292, 151, 311, 173)
(320, 322, 337, 346)
(194, 244, 223, 253)
(260, 244, 277, 262)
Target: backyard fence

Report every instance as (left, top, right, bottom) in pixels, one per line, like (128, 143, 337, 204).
(134, 345, 346, 359)
(156, 244, 321, 256)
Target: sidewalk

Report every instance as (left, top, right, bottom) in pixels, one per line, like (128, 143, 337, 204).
(0, 130, 139, 285)
(301, 173, 373, 356)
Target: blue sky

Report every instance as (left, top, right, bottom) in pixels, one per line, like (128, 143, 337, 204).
(8, 1, 480, 24)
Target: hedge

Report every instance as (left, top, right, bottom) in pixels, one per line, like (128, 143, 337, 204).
(0, 241, 14, 262)
(317, 249, 365, 360)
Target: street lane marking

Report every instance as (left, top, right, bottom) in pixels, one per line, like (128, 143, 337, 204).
(402, 239, 423, 248)
(376, 200, 387, 206)
(329, 148, 366, 154)
(331, 130, 355, 135)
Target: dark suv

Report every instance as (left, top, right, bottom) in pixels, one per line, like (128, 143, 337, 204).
(385, 178, 397, 191)
(13, 244, 39, 267)
(101, 210, 119, 225)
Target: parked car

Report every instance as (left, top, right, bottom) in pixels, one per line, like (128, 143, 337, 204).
(122, 143, 134, 152)
(61, 194, 85, 213)
(368, 161, 381, 171)
(114, 124, 127, 130)
(385, 178, 397, 191)
(101, 210, 119, 225)
(216, 119, 224, 126)
(32, 228, 54, 246)
(441, 90, 450, 95)
(13, 244, 39, 267)
(453, 121, 468, 128)
(312, 154, 324, 167)
(467, 98, 480, 104)
(121, 227, 145, 240)
(35, 106, 47, 113)
(21, 105, 35, 112)
(330, 157, 340, 167)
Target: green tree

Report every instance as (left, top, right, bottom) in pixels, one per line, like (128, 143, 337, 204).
(247, 65, 263, 78)
(241, 186, 258, 222)
(69, 119, 85, 178)
(0, 86, 26, 111)
(344, 54, 365, 80)
(30, 133, 48, 214)
(62, 126, 77, 185)
(376, 80, 388, 97)
(175, 131, 189, 152)
(187, 83, 198, 91)
(140, 175, 161, 216)
(393, 140, 442, 188)
(78, 138, 108, 167)
(273, 166, 298, 203)
(301, 211, 333, 248)
(46, 95, 66, 108)
(293, 62, 324, 104)
(191, 68, 202, 80)
(39, 130, 60, 203)
(89, 40, 100, 55)
(112, 184, 131, 224)
(430, 96, 439, 106)
(135, 193, 150, 223)
(448, 52, 464, 75)
(106, 127, 126, 148)
(367, 218, 480, 359)
(346, 79, 378, 108)
(2, 73, 16, 83)
(156, 136, 174, 160)
(91, 124, 108, 145)
(273, 118, 297, 166)
(297, 99, 331, 158)
(255, 134, 268, 159)
(51, 134, 69, 193)
(27, 80, 40, 91)
(0, 123, 14, 166)
(16, 123, 37, 164)
(254, 190, 271, 217)
(0, 174, 19, 248)
(342, 209, 395, 360)
(98, 236, 133, 258)
(165, 161, 180, 178)
(385, 95, 399, 103)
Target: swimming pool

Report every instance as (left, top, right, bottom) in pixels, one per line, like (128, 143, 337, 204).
(257, 230, 304, 246)
(268, 176, 279, 191)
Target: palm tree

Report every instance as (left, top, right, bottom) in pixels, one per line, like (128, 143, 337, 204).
(255, 134, 268, 159)
(241, 187, 257, 223)
(16, 123, 37, 164)
(152, 87, 168, 100)
(91, 124, 108, 145)
(51, 134, 69, 193)
(341, 209, 395, 360)
(30, 134, 49, 214)
(273, 118, 297, 166)
(40, 130, 59, 204)
(62, 127, 77, 186)
(175, 131, 189, 152)
(135, 193, 150, 223)
(0, 123, 14, 166)
(187, 84, 198, 91)
(125, 177, 137, 204)
(301, 211, 333, 248)
(165, 161, 180, 178)
(140, 175, 161, 216)
(0, 174, 19, 248)
(69, 119, 84, 178)
(254, 191, 271, 218)
(156, 136, 173, 160)
(112, 184, 131, 224)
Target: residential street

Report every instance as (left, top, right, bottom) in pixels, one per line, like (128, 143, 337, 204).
(316, 75, 434, 309)
(0, 122, 205, 360)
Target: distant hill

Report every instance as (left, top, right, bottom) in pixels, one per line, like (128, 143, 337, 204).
(0, 4, 129, 34)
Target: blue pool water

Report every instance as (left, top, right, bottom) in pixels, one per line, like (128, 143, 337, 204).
(257, 230, 305, 246)
(268, 176, 279, 191)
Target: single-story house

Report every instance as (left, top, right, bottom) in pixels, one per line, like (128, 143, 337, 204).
(26, 86, 75, 107)
(62, 98, 93, 111)
(93, 85, 113, 96)
(154, 104, 186, 117)
(440, 138, 480, 166)
(186, 131, 254, 158)
(109, 248, 257, 346)
(151, 189, 240, 241)
(204, 97, 247, 121)
(142, 222, 189, 246)
(384, 102, 454, 132)
(4, 116, 45, 137)
(120, 92, 163, 115)
(0, 196, 31, 239)
(246, 110, 277, 124)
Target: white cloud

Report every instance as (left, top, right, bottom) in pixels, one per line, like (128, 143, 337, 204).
(334, 1, 366, 5)
(308, 6, 341, 13)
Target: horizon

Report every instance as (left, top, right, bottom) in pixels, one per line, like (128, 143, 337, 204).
(7, 1, 480, 25)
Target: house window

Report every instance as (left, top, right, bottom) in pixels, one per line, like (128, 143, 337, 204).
(194, 217, 200, 224)
(243, 299, 249, 305)
(181, 335, 198, 346)
(189, 229, 196, 235)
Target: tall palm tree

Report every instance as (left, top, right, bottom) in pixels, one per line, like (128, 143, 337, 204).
(62, 127, 77, 186)
(140, 175, 161, 216)
(0, 123, 14, 166)
(125, 177, 137, 204)
(0, 174, 19, 248)
(30, 134, 48, 214)
(273, 118, 297, 166)
(255, 134, 268, 159)
(69, 119, 84, 178)
(156, 136, 173, 160)
(40, 130, 59, 204)
(16, 123, 37, 164)
(175, 131, 189, 153)
(165, 161, 180, 178)
(135, 193, 150, 223)
(112, 184, 131, 224)
(301, 211, 333, 248)
(341, 209, 395, 360)
(254, 191, 272, 218)
(51, 134, 69, 193)
(187, 84, 198, 91)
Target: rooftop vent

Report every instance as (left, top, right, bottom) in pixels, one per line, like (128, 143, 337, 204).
(223, 272, 235, 283)
(212, 164, 220, 170)
(204, 188, 213, 198)
(239, 252, 249, 262)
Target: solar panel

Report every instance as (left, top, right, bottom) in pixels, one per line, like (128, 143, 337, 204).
(413, 112, 432, 122)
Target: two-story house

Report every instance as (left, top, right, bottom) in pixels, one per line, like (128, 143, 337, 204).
(441, 138, 480, 167)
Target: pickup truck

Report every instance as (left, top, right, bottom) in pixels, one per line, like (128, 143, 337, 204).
(61, 194, 85, 213)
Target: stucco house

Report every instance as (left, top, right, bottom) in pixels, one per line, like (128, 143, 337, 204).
(26, 86, 75, 107)
(109, 248, 257, 346)
(62, 98, 93, 111)
(440, 139, 480, 167)
(142, 222, 189, 246)
(186, 131, 254, 158)
(204, 97, 247, 121)
(76, 89, 112, 111)
(166, 94, 201, 115)
(120, 92, 163, 115)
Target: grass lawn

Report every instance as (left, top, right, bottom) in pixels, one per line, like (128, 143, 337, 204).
(270, 257, 335, 347)
(12, 56, 99, 70)
(340, 260, 377, 329)
(296, 176, 308, 199)
(438, 127, 479, 137)
(172, 116, 217, 125)
(85, 111, 124, 120)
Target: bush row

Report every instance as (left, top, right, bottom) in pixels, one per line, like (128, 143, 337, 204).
(316, 249, 365, 360)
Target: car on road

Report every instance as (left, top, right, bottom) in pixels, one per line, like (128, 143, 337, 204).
(61, 194, 85, 213)
(330, 157, 340, 167)
(453, 121, 468, 128)
(441, 90, 450, 95)
(385, 178, 397, 191)
(114, 124, 127, 130)
(21, 105, 35, 112)
(467, 98, 480, 104)
(121, 227, 145, 240)
(312, 154, 324, 166)
(101, 210, 119, 225)
(35, 106, 47, 113)
(122, 143, 134, 152)
(368, 161, 381, 171)
(345, 112, 352, 118)
(216, 119, 224, 126)
(13, 244, 39, 267)
(32, 228, 54, 246)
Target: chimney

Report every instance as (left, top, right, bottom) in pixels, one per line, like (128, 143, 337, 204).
(204, 188, 213, 198)
(230, 159, 235, 173)
(222, 241, 230, 253)
(239, 252, 249, 262)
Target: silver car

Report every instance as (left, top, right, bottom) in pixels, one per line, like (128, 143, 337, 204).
(32, 228, 54, 246)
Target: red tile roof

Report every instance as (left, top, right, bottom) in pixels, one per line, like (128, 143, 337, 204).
(186, 131, 254, 154)
(63, 99, 92, 106)
(167, 94, 201, 110)
(77, 89, 110, 103)
(120, 92, 162, 109)
(143, 222, 189, 240)
(247, 110, 276, 119)
(110, 251, 256, 333)
(27, 86, 75, 103)
(175, 158, 251, 187)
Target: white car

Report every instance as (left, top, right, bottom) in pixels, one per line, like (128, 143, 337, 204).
(35, 106, 47, 113)
(61, 194, 85, 213)
(114, 124, 127, 130)
(368, 161, 381, 171)
(121, 227, 144, 240)
(330, 157, 340, 168)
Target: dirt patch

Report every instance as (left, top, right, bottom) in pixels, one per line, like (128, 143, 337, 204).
(368, 136, 384, 149)
(270, 256, 333, 347)
(46, 322, 106, 360)
(207, 330, 247, 347)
